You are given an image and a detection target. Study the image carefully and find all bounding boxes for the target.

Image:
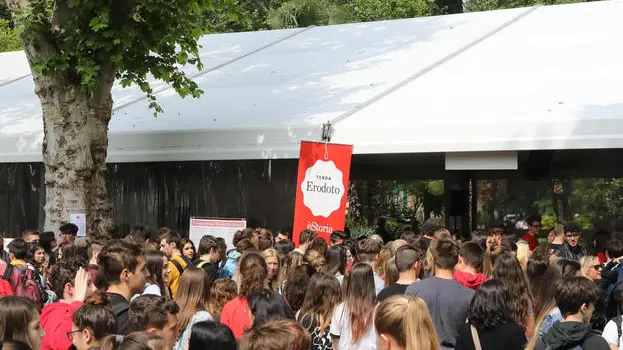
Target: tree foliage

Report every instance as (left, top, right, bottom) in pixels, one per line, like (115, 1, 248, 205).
(0, 18, 19, 52)
(6, 0, 234, 113)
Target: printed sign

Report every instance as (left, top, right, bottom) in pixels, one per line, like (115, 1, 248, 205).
(293, 141, 353, 245)
(189, 218, 247, 250)
(69, 213, 87, 237)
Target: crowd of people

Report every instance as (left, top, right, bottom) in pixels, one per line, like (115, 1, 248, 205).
(0, 215, 623, 350)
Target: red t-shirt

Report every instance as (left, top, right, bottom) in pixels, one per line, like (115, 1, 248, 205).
(521, 233, 539, 251)
(220, 297, 250, 338)
(597, 251, 607, 264)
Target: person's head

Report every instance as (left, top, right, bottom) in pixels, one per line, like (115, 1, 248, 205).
(526, 259, 549, 300)
(325, 245, 347, 276)
(457, 241, 484, 273)
(58, 241, 80, 261)
(209, 278, 237, 318)
(533, 258, 582, 320)
(0, 297, 44, 350)
(374, 295, 439, 350)
(303, 249, 327, 273)
(129, 295, 179, 349)
(127, 225, 153, 244)
(239, 319, 310, 350)
(564, 222, 582, 248)
(0, 340, 32, 350)
(355, 238, 383, 265)
(88, 238, 106, 264)
(60, 223, 79, 243)
(556, 276, 601, 323)
(180, 239, 195, 260)
(158, 231, 182, 258)
(22, 230, 39, 244)
(298, 273, 342, 334)
(49, 258, 96, 301)
(430, 239, 459, 271)
(297, 230, 317, 250)
(98, 240, 148, 296)
(274, 240, 295, 256)
(467, 279, 513, 330)
(248, 289, 294, 327)
(492, 253, 532, 328)
(329, 230, 347, 247)
(28, 243, 46, 266)
(275, 228, 293, 244)
(8, 238, 28, 262)
(188, 321, 236, 350)
(197, 235, 220, 262)
(39, 231, 56, 252)
(99, 331, 165, 350)
(526, 215, 542, 236)
(239, 251, 268, 297)
(343, 263, 377, 343)
(142, 250, 166, 291)
(394, 245, 422, 277)
(174, 268, 211, 333)
(606, 237, 623, 261)
(261, 248, 281, 282)
(487, 228, 504, 247)
(594, 230, 611, 253)
(580, 255, 602, 282)
(283, 264, 316, 313)
(70, 292, 117, 350)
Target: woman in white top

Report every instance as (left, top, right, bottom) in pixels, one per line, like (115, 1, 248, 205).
(174, 267, 213, 350)
(331, 263, 378, 350)
(133, 250, 167, 300)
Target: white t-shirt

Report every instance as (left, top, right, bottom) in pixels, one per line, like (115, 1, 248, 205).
(330, 302, 376, 350)
(602, 318, 622, 346)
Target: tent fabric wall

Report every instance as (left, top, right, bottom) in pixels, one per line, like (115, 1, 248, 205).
(2, 1, 622, 164)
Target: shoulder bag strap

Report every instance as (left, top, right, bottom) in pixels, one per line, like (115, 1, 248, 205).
(471, 325, 483, 350)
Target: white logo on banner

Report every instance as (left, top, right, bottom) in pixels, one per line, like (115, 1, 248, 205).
(301, 160, 345, 217)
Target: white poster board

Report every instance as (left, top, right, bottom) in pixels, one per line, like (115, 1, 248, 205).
(69, 213, 87, 237)
(189, 217, 246, 250)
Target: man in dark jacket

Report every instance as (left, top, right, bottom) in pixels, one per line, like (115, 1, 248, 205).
(536, 276, 609, 350)
(556, 222, 588, 262)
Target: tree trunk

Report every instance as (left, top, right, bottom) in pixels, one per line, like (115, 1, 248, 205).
(35, 75, 114, 236)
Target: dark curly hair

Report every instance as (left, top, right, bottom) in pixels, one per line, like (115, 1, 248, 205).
(563, 221, 582, 235)
(49, 258, 88, 298)
(468, 279, 514, 330)
(493, 253, 533, 329)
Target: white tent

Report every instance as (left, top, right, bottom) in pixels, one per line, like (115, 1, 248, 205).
(1, 0, 622, 163)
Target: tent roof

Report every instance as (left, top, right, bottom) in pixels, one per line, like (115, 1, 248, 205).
(1, 1, 622, 163)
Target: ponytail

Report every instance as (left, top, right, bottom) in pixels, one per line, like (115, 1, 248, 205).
(98, 335, 124, 350)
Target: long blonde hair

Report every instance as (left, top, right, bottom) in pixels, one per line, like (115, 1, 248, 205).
(262, 248, 282, 291)
(375, 295, 440, 350)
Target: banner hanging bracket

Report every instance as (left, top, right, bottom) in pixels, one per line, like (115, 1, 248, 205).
(321, 121, 334, 143)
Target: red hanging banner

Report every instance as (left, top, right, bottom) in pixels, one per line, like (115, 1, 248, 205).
(293, 141, 353, 245)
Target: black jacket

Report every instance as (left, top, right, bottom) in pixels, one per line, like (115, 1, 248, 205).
(455, 322, 526, 350)
(535, 321, 609, 350)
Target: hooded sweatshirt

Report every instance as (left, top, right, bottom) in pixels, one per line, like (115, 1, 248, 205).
(453, 270, 487, 290)
(40, 301, 84, 350)
(534, 321, 609, 350)
(219, 250, 241, 279)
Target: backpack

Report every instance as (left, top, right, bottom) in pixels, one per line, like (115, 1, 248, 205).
(605, 263, 623, 318)
(0, 264, 43, 308)
(170, 255, 193, 276)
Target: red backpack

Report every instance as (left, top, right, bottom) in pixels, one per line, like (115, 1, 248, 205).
(0, 263, 42, 308)
(0, 278, 13, 297)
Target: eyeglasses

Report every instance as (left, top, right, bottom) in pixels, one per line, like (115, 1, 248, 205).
(66, 330, 83, 341)
(592, 264, 603, 270)
(566, 233, 581, 238)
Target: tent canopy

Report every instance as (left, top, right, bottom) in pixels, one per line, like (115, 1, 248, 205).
(1, 0, 622, 163)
